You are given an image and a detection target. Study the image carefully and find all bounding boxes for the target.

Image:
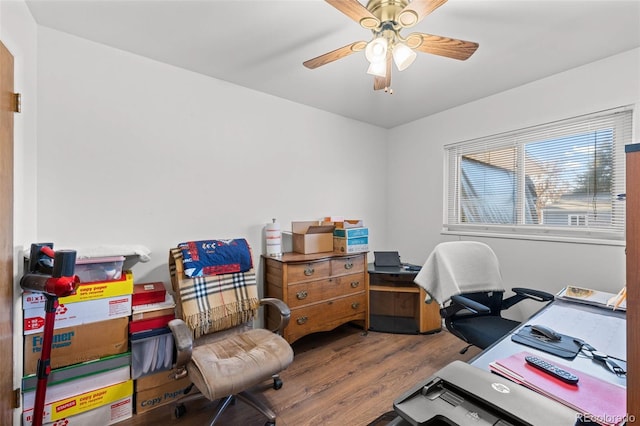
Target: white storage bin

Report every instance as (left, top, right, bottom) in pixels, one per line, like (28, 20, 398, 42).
(75, 256, 125, 283)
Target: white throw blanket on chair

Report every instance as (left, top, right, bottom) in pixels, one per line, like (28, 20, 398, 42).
(414, 241, 505, 305)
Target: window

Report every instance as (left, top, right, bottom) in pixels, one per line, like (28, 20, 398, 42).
(445, 107, 633, 242)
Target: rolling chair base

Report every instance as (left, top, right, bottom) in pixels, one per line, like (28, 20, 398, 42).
(459, 344, 473, 354)
(173, 375, 282, 426)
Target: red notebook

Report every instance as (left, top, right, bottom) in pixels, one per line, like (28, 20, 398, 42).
(490, 351, 626, 426)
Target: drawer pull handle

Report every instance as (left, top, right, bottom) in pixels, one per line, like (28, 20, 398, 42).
(296, 290, 308, 300)
(351, 302, 360, 310)
(344, 262, 353, 270)
(350, 281, 360, 288)
(304, 267, 314, 276)
(296, 316, 308, 325)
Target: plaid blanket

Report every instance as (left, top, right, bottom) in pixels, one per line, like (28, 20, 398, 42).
(169, 248, 259, 338)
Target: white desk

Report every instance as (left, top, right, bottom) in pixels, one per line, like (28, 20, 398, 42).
(470, 299, 627, 388)
(388, 299, 627, 426)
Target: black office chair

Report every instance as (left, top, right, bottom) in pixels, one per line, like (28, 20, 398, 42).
(415, 241, 554, 353)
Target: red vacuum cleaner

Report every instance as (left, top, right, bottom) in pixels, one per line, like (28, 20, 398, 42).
(20, 243, 80, 426)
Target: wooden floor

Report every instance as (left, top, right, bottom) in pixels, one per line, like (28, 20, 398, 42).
(118, 325, 481, 426)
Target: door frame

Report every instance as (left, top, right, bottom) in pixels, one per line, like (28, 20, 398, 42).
(0, 39, 16, 425)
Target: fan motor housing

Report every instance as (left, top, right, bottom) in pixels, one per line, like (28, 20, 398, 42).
(366, 0, 410, 23)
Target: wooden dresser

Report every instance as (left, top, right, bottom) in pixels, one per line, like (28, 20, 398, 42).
(263, 252, 369, 344)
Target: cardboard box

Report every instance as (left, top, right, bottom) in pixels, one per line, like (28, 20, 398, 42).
(326, 219, 364, 229)
(333, 227, 369, 239)
(135, 369, 180, 392)
(23, 295, 132, 335)
(292, 221, 335, 254)
(132, 305, 176, 321)
(23, 365, 131, 411)
(132, 292, 175, 316)
(129, 314, 175, 334)
(132, 282, 166, 306)
(22, 379, 133, 425)
(22, 352, 132, 392)
(37, 396, 133, 426)
(24, 317, 129, 375)
(334, 236, 369, 254)
(134, 375, 191, 414)
(23, 271, 134, 309)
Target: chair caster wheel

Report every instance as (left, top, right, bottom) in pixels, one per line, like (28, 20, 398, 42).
(273, 377, 283, 390)
(174, 403, 187, 419)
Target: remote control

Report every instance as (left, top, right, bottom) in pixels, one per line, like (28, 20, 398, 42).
(525, 355, 579, 384)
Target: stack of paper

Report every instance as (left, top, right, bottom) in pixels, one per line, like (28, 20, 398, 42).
(490, 351, 626, 426)
(131, 293, 176, 321)
(557, 286, 627, 311)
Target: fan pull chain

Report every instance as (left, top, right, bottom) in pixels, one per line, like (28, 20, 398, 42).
(384, 87, 393, 94)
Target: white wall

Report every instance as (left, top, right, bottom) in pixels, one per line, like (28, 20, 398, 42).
(36, 27, 388, 288)
(387, 48, 640, 320)
(0, 1, 38, 424)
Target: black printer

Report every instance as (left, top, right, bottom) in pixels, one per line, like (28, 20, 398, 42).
(393, 361, 577, 426)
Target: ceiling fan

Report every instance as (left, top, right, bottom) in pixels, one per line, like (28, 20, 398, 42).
(303, 0, 479, 93)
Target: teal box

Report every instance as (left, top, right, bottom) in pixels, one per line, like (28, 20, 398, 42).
(333, 227, 369, 238)
(333, 236, 369, 254)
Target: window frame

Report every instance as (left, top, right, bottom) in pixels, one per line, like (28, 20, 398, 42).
(443, 106, 633, 245)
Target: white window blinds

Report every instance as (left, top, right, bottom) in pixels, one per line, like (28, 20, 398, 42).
(444, 107, 633, 242)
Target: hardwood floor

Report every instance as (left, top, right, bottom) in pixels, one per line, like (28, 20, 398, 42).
(118, 325, 481, 426)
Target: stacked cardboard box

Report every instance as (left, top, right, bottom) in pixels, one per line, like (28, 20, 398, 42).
(22, 353, 133, 425)
(128, 283, 184, 413)
(130, 283, 176, 382)
(134, 369, 191, 414)
(291, 221, 335, 254)
(332, 221, 369, 254)
(22, 267, 135, 425)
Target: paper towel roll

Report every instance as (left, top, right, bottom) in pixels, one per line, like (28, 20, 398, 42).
(266, 219, 282, 257)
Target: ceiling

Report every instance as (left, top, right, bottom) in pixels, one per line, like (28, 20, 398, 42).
(25, 0, 640, 128)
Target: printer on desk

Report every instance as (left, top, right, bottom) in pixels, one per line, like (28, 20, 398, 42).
(393, 361, 576, 426)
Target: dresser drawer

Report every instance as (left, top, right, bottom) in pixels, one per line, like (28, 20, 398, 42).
(287, 293, 366, 343)
(330, 254, 365, 276)
(287, 260, 331, 283)
(286, 272, 365, 309)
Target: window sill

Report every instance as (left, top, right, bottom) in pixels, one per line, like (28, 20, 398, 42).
(441, 229, 625, 247)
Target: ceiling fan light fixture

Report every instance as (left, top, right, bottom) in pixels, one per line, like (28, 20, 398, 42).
(366, 61, 387, 77)
(392, 42, 417, 71)
(365, 37, 388, 64)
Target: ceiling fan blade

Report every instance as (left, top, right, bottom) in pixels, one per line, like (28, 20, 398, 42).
(303, 41, 367, 69)
(373, 55, 392, 91)
(397, 0, 448, 28)
(409, 32, 479, 60)
(326, 0, 380, 29)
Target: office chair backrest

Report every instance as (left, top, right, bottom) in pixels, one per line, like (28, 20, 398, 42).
(414, 241, 506, 305)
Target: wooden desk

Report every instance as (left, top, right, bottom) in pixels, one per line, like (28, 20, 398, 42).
(368, 264, 441, 334)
